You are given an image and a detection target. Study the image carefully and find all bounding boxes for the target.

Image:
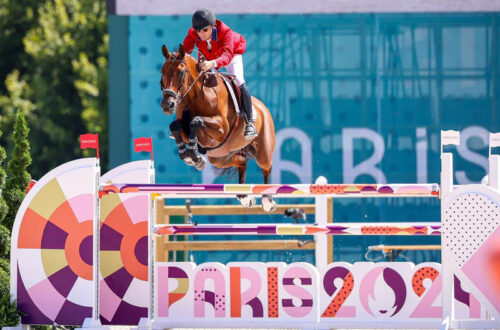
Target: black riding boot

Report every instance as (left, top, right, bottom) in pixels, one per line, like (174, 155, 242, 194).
(239, 83, 257, 140)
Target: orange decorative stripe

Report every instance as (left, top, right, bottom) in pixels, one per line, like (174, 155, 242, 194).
(305, 226, 330, 234)
(251, 185, 279, 194)
(18, 208, 47, 249)
(230, 267, 242, 317)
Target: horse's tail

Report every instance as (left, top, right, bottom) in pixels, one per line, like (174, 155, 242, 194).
(213, 146, 256, 178)
(213, 166, 238, 178)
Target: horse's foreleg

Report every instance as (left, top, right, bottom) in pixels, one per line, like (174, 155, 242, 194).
(185, 116, 207, 171)
(169, 120, 194, 166)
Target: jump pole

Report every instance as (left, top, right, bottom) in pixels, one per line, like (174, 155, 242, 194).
(100, 183, 440, 197)
(154, 222, 441, 236)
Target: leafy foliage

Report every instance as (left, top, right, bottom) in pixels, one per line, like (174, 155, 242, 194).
(0, 0, 108, 179)
(0, 225, 9, 259)
(0, 266, 9, 300)
(0, 293, 22, 327)
(0, 258, 8, 273)
(3, 111, 31, 230)
(0, 129, 8, 226)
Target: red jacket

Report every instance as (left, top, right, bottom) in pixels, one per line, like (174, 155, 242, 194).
(183, 19, 246, 68)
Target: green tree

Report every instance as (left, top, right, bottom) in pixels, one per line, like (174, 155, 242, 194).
(0, 0, 108, 179)
(0, 0, 41, 155)
(0, 225, 9, 260)
(0, 128, 8, 226)
(0, 0, 43, 94)
(0, 258, 8, 273)
(0, 267, 10, 300)
(4, 111, 31, 231)
(0, 126, 10, 260)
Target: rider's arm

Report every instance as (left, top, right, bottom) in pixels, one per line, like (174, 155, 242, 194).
(182, 29, 196, 54)
(214, 30, 234, 68)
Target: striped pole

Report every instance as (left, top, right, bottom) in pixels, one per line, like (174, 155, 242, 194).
(100, 183, 440, 197)
(155, 223, 441, 236)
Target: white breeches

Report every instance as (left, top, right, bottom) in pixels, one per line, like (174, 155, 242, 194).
(225, 54, 245, 86)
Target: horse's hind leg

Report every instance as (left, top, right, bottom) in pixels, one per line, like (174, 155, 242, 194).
(231, 153, 255, 208)
(261, 167, 276, 212)
(210, 152, 255, 208)
(252, 120, 276, 212)
(235, 160, 256, 208)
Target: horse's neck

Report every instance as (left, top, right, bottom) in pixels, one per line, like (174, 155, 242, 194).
(184, 58, 234, 119)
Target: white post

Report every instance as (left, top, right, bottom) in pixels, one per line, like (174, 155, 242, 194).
(148, 163, 155, 323)
(314, 176, 328, 269)
(441, 153, 453, 196)
(490, 155, 500, 190)
(440, 130, 459, 327)
(139, 161, 155, 328)
(83, 158, 102, 328)
(440, 130, 459, 197)
(489, 132, 500, 190)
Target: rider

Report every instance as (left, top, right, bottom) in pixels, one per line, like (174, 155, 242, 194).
(182, 8, 257, 140)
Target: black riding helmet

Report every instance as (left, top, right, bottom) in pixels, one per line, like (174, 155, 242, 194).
(192, 8, 216, 31)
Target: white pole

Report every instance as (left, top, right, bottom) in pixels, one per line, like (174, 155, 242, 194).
(489, 153, 500, 191)
(314, 176, 328, 269)
(92, 159, 101, 327)
(440, 153, 453, 196)
(440, 130, 458, 327)
(149, 161, 155, 322)
(440, 130, 458, 197)
(139, 161, 155, 329)
(83, 158, 102, 328)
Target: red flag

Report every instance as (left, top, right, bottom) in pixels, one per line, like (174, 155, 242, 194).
(25, 180, 37, 195)
(134, 137, 154, 161)
(80, 133, 99, 158)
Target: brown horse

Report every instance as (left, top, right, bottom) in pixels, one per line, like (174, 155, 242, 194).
(160, 44, 277, 212)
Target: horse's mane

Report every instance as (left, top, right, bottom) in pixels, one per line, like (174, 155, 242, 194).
(183, 54, 199, 72)
(161, 51, 198, 74)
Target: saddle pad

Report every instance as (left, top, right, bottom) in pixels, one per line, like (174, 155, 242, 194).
(220, 74, 240, 116)
(220, 74, 257, 120)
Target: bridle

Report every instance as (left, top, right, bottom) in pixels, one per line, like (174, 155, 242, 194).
(161, 57, 205, 109)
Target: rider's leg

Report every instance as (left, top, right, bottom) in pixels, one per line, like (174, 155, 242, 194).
(239, 83, 257, 139)
(226, 55, 257, 139)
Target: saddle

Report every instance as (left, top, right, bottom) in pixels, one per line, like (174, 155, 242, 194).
(205, 71, 242, 115)
(221, 74, 243, 114)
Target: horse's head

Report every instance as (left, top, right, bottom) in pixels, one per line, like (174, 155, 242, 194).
(160, 44, 191, 115)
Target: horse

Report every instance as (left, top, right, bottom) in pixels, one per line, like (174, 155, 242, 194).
(159, 44, 277, 212)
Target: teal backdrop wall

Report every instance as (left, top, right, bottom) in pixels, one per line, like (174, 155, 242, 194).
(109, 13, 500, 264)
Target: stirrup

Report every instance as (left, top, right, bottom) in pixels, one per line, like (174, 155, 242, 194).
(244, 123, 257, 140)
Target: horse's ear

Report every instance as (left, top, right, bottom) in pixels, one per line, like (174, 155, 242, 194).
(162, 44, 171, 59)
(178, 44, 185, 58)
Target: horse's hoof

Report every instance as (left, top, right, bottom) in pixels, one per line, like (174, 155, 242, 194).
(194, 155, 207, 171)
(237, 195, 256, 208)
(182, 156, 194, 166)
(262, 195, 277, 213)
